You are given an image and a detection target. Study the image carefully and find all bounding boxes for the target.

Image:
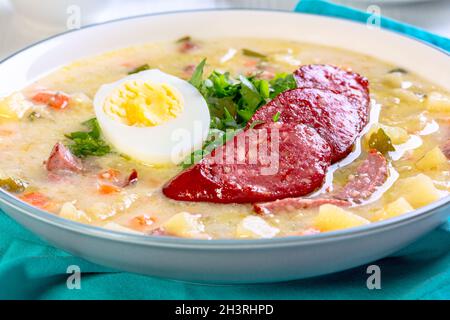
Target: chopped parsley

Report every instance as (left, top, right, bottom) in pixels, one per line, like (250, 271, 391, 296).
(183, 59, 297, 167)
(368, 128, 395, 154)
(242, 48, 267, 59)
(181, 129, 240, 168)
(176, 36, 191, 43)
(388, 67, 408, 74)
(128, 64, 150, 75)
(272, 111, 281, 122)
(248, 120, 266, 129)
(189, 58, 296, 131)
(0, 177, 28, 193)
(65, 118, 111, 158)
(269, 73, 296, 99)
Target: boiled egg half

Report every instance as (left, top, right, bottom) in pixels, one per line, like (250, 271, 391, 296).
(94, 69, 210, 165)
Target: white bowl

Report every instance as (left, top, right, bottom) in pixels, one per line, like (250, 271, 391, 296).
(0, 9, 449, 283)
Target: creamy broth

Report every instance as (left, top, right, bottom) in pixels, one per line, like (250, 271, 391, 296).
(0, 38, 449, 239)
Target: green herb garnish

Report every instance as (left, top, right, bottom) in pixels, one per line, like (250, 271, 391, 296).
(182, 59, 298, 166)
(181, 129, 240, 168)
(0, 177, 28, 193)
(242, 48, 267, 59)
(237, 75, 264, 122)
(388, 67, 408, 74)
(128, 64, 150, 75)
(65, 118, 111, 158)
(248, 120, 265, 129)
(28, 112, 41, 122)
(189, 58, 207, 89)
(269, 73, 296, 99)
(176, 36, 191, 43)
(272, 111, 281, 122)
(368, 128, 395, 154)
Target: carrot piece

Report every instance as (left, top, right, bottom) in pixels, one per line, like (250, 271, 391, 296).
(129, 214, 156, 231)
(32, 91, 70, 109)
(20, 192, 52, 209)
(32, 92, 53, 104)
(244, 59, 258, 67)
(97, 183, 121, 195)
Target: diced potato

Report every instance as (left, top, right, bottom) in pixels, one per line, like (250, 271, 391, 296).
(394, 174, 441, 208)
(59, 202, 92, 224)
(163, 212, 210, 239)
(366, 123, 409, 144)
(0, 93, 33, 121)
(392, 88, 422, 103)
(426, 92, 450, 113)
(382, 72, 403, 88)
(416, 146, 448, 170)
(372, 197, 414, 221)
(314, 204, 370, 232)
(70, 92, 93, 109)
(103, 222, 143, 234)
(235, 216, 279, 239)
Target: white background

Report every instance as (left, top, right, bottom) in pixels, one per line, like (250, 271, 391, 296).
(0, 0, 449, 60)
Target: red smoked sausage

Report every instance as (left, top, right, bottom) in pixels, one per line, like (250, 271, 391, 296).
(294, 64, 370, 130)
(163, 123, 331, 203)
(248, 88, 361, 163)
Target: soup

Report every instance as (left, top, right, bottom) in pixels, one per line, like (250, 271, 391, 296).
(0, 37, 449, 239)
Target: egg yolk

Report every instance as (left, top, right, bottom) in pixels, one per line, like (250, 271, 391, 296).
(103, 79, 184, 127)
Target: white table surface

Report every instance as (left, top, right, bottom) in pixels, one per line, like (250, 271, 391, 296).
(0, 0, 449, 60)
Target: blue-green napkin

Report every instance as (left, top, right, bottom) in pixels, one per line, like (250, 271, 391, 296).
(295, 0, 450, 52)
(0, 0, 449, 300)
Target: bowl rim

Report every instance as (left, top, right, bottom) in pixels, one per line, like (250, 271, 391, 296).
(0, 8, 449, 249)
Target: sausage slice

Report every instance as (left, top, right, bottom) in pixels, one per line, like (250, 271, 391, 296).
(334, 150, 388, 203)
(294, 64, 370, 130)
(45, 142, 82, 173)
(163, 124, 331, 203)
(248, 88, 361, 163)
(254, 198, 350, 215)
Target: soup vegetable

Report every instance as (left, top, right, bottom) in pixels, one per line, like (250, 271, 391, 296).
(0, 37, 449, 239)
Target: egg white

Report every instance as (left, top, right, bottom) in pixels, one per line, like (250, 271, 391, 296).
(94, 69, 210, 165)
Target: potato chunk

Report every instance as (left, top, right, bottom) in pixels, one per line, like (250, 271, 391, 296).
(236, 216, 279, 239)
(314, 204, 369, 232)
(382, 72, 404, 88)
(426, 92, 450, 112)
(59, 202, 92, 224)
(372, 197, 414, 221)
(163, 212, 210, 239)
(0, 93, 33, 121)
(416, 146, 448, 170)
(103, 222, 143, 234)
(366, 123, 409, 145)
(394, 174, 441, 208)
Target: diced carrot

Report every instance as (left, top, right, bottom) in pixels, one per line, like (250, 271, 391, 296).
(20, 192, 52, 210)
(244, 59, 258, 67)
(97, 183, 121, 195)
(32, 92, 53, 104)
(129, 214, 156, 231)
(32, 91, 70, 110)
(0, 129, 14, 136)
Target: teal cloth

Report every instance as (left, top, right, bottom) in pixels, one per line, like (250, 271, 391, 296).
(296, 0, 450, 52)
(1, 0, 449, 300)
